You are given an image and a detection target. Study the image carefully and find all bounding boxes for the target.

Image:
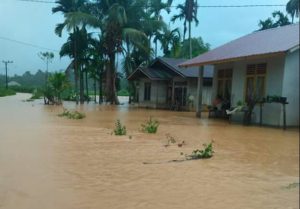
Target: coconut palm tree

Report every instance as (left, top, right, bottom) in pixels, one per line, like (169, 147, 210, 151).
(97, 1, 149, 104)
(148, 0, 173, 57)
(154, 26, 181, 57)
(286, 0, 299, 23)
(171, 0, 199, 59)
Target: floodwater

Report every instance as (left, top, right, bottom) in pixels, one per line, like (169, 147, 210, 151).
(0, 93, 299, 209)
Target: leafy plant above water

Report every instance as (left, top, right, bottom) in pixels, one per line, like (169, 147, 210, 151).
(184, 141, 214, 160)
(114, 119, 127, 136)
(58, 109, 85, 119)
(141, 117, 159, 134)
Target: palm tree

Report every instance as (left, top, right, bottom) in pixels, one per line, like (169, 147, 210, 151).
(52, 0, 98, 104)
(98, 1, 149, 104)
(286, 0, 299, 23)
(171, 0, 199, 59)
(148, 0, 173, 57)
(154, 26, 181, 57)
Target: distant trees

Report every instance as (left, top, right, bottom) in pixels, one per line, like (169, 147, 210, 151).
(258, 11, 291, 31)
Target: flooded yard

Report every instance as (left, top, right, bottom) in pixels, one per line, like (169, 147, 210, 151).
(0, 94, 299, 209)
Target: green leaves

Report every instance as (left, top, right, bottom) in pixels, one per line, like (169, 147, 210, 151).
(141, 117, 159, 134)
(114, 120, 127, 136)
(185, 142, 214, 160)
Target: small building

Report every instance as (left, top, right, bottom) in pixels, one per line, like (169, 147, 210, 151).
(180, 24, 299, 127)
(128, 57, 213, 111)
(7, 81, 21, 87)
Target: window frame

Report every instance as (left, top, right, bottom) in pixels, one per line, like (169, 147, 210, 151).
(216, 68, 233, 100)
(244, 63, 267, 102)
(144, 82, 151, 101)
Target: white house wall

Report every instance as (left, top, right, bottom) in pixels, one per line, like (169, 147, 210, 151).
(138, 79, 167, 108)
(214, 54, 288, 126)
(187, 78, 212, 106)
(281, 49, 299, 126)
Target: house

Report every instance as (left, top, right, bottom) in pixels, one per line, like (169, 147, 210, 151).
(128, 57, 213, 111)
(7, 81, 21, 87)
(180, 24, 299, 127)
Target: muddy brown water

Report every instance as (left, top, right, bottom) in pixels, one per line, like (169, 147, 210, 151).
(0, 94, 299, 209)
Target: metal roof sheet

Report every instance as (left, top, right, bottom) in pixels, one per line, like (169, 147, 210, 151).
(180, 23, 300, 67)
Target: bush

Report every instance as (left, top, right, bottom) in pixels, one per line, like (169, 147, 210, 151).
(141, 117, 159, 133)
(58, 109, 85, 119)
(117, 89, 129, 96)
(9, 86, 34, 93)
(185, 142, 214, 160)
(114, 119, 126, 135)
(30, 89, 44, 100)
(0, 88, 16, 97)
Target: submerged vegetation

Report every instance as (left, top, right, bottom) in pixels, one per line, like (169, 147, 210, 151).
(58, 109, 85, 119)
(141, 117, 159, 133)
(0, 88, 16, 97)
(183, 142, 214, 160)
(114, 120, 127, 136)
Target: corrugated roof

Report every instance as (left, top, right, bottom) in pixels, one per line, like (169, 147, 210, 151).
(158, 57, 213, 78)
(127, 67, 173, 80)
(127, 57, 214, 81)
(180, 23, 300, 67)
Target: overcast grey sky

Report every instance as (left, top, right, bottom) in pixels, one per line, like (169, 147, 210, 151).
(0, 0, 289, 76)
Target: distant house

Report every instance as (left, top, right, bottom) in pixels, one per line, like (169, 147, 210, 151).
(128, 57, 213, 111)
(7, 81, 21, 87)
(180, 24, 299, 127)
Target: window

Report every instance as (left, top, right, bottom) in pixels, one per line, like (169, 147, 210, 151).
(217, 68, 232, 100)
(144, 82, 151, 101)
(245, 63, 267, 101)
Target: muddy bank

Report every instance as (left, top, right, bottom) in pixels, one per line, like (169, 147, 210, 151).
(0, 94, 299, 209)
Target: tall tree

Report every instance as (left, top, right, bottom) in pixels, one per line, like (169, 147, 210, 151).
(286, 0, 299, 23)
(52, 0, 96, 104)
(148, 0, 173, 57)
(171, 0, 199, 59)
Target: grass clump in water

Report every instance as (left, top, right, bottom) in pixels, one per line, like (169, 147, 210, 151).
(141, 117, 159, 133)
(184, 141, 214, 160)
(114, 119, 126, 136)
(58, 109, 85, 119)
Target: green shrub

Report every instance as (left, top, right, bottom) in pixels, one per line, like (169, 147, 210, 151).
(114, 120, 126, 136)
(0, 88, 16, 97)
(9, 86, 34, 93)
(117, 89, 129, 96)
(185, 142, 214, 160)
(58, 109, 85, 119)
(141, 117, 159, 133)
(30, 89, 44, 100)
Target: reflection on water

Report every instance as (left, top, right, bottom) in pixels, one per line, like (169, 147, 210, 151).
(0, 94, 299, 209)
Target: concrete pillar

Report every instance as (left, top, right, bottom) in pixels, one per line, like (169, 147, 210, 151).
(196, 66, 204, 118)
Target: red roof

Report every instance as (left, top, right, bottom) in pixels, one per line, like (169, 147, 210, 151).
(180, 24, 299, 67)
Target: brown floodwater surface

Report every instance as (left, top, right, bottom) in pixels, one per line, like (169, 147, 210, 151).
(0, 94, 299, 209)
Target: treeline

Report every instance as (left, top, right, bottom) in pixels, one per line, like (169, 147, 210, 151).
(51, 0, 209, 105)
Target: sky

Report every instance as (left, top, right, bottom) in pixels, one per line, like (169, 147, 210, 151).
(0, 0, 290, 76)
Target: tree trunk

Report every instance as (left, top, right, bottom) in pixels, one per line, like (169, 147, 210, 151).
(106, 53, 119, 104)
(74, 62, 79, 105)
(99, 73, 103, 104)
(85, 70, 89, 103)
(94, 77, 97, 103)
(189, 20, 192, 59)
(79, 66, 84, 104)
